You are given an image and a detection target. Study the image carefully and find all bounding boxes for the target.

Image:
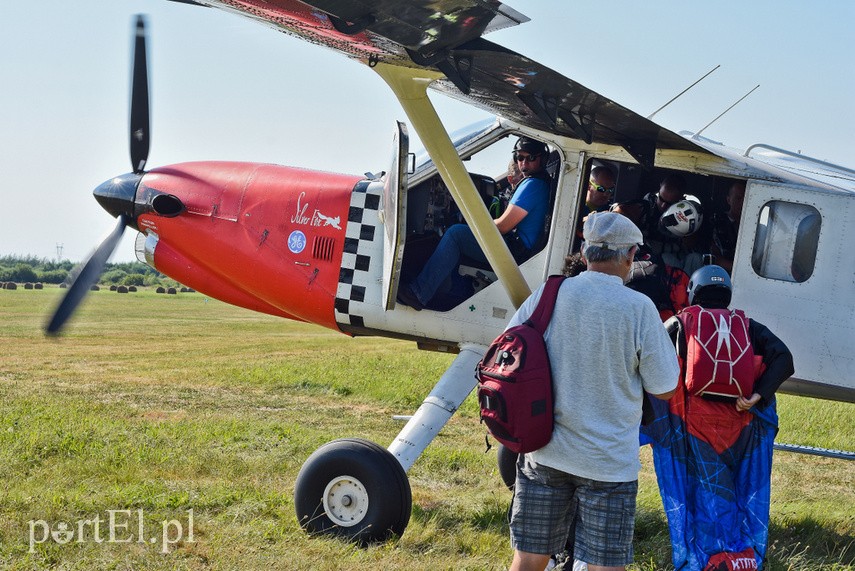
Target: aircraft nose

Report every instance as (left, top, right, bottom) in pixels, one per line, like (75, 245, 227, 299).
(93, 172, 142, 222)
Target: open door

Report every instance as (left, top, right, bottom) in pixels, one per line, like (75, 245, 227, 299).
(382, 121, 409, 310)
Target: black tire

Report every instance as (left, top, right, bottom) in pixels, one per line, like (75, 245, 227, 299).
(294, 438, 412, 544)
(497, 444, 519, 491)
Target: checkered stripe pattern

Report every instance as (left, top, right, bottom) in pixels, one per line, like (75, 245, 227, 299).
(334, 182, 381, 329)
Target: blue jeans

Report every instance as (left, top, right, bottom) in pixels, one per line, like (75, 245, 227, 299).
(410, 224, 488, 305)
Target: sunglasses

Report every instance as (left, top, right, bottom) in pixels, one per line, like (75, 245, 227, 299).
(513, 152, 541, 163)
(589, 179, 614, 194)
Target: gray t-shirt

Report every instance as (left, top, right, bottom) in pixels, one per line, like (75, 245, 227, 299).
(507, 270, 679, 482)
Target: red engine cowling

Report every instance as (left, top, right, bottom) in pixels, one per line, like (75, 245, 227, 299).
(134, 161, 363, 332)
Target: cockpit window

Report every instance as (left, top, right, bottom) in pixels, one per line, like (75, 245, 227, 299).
(751, 201, 820, 283)
(412, 118, 503, 175)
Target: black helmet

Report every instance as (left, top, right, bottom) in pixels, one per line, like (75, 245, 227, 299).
(688, 264, 732, 307)
(513, 137, 548, 158)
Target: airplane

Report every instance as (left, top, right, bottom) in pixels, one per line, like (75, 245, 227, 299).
(45, 0, 855, 545)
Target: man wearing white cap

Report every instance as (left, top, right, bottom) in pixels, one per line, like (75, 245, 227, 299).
(507, 212, 679, 571)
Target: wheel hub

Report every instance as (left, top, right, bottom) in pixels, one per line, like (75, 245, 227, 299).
(322, 476, 369, 527)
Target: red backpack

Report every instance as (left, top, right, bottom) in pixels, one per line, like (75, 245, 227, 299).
(677, 305, 756, 399)
(476, 275, 565, 453)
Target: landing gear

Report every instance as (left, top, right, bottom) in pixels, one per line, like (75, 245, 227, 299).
(497, 444, 519, 491)
(294, 438, 411, 544)
(294, 346, 485, 544)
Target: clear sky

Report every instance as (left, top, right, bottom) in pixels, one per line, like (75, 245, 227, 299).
(2, 1, 853, 263)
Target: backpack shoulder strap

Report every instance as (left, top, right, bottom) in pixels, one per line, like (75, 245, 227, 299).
(527, 275, 566, 332)
(731, 308, 748, 320)
(673, 312, 687, 361)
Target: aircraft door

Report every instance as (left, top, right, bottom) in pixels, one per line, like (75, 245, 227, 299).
(381, 121, 409, 310)
(734, 180, 854, 397)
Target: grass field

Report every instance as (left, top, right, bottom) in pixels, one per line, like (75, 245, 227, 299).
(1, 287, 853, 570)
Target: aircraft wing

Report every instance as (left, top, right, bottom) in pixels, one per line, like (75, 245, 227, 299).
(182, 0, 707, 168)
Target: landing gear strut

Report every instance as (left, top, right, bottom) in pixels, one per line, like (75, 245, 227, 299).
(497, 444, 519, 491)
(294, 345, 485, 543)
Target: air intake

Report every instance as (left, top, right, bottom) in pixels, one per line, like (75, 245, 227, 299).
(151, 193, 185, 217)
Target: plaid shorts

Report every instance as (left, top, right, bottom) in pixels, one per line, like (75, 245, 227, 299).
(509, 455, 638, 566)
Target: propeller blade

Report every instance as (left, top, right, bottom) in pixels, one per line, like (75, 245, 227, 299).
(45, 215, 128, 335)
(129, 15, 150, 174)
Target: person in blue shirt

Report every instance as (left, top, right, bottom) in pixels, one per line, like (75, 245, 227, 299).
(397, 137, 551, 310)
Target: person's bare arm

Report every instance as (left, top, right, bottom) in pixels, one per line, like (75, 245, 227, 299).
(651, 388, 676, 400)
(495, 203, 528, 234)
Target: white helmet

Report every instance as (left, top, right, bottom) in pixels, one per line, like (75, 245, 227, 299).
(659, 195, 703, 237)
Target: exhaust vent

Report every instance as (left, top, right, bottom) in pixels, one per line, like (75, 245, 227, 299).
(312, 237, 335, 262)
(135, 231, 159, 267)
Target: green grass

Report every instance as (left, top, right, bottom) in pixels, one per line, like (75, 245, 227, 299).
(1, 288, 853, 570)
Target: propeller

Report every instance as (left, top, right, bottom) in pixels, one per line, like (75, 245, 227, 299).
(45, 15, 151, 335)
(130, 14, 150, 174)
(45, 215, 129, 335)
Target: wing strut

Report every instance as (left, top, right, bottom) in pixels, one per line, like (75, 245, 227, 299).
(373, 63, 531, 309)
(406, 48, 473, 95)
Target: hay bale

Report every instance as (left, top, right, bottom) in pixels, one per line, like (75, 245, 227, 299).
(117, 285, 129, 294)
(59, 283, 68, 289)
(128, 286, 137, 292)
(6, 283, 17, 290)
(167, 287, 177, 295)
(110, 285, 117, 291)
(156, 287, 166, 294)
(90, 285, 100, 291)
(24, 283, 34, 290)
(34, 283, 43, 290)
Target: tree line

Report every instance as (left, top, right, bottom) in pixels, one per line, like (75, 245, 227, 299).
(0, 255, 180, 288)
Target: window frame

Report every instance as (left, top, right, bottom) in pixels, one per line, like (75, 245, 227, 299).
(751, 199, 821, 283)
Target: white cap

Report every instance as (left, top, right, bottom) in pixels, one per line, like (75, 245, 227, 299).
(583, 211, 643, 249)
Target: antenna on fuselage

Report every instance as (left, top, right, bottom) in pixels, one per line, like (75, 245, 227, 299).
(692, 84, 760, 139)
(647, 64, 721, 120)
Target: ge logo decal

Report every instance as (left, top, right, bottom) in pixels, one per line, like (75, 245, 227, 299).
(288, 230, 307, 254)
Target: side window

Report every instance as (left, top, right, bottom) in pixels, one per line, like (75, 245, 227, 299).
(751, 200, 820, 283)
